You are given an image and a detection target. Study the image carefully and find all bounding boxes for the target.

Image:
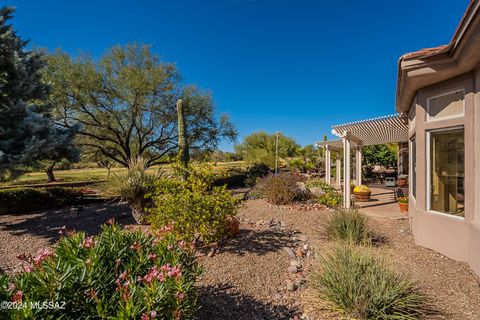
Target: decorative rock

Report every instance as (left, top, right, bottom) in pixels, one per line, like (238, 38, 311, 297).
(309, 187, 325, 197)
(288, 265, 298, 273)
(207, 248, 215, 257)
(298, 234, 309, 242)
(295, 247, 304, 257)
(303, 243, 309, 251)
(286, 280, 296, 291)
(284, 247, 296, 258)
(290, 260, 302, 268)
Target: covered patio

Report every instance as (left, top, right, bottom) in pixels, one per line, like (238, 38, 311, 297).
(316, 113, 408, 209)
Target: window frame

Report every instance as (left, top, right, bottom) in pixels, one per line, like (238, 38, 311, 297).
(425, 126, 465, 219)
(409, 135, 416, 200)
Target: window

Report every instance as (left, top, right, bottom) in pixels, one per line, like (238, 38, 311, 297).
(428, 128, 464, 217)
(410, 137, 416, 199)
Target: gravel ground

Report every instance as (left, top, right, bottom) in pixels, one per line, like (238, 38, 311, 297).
(0, 202, 133, 274)
(1, 199, 479, 319)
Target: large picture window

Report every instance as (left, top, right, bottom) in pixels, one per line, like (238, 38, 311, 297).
(428, 128, 464, 217)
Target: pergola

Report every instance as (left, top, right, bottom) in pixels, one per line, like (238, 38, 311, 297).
(316, 113, 408, 208)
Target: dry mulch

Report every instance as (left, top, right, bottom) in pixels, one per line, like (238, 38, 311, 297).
(1, 199, 480, 319)
(0, 202, 133, 274)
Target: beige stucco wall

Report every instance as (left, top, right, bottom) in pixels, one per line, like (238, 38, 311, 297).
(409, 73, 480, 275)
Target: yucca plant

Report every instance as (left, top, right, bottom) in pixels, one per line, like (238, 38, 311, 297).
(102, 157, 162, 223)
(307, 244, 432, 320)
(321, 208, 372, 245)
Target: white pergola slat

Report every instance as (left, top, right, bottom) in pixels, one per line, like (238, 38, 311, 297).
(316, 113, 408, 208)
(331, 113, 408, 146)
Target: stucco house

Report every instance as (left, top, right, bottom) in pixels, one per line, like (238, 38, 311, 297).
(318, 0, 480, 276)
(397, 0, 480, 275)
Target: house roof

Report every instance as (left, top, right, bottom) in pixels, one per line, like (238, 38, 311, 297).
(396, 0, 480, 113)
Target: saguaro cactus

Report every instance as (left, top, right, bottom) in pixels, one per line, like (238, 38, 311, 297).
(176, 99, 190, 167)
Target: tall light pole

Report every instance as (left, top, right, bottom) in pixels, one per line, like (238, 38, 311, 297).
(275, 131, 281, 175)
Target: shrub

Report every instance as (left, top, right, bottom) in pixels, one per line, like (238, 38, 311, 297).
(305, 179, 343, 207)
(322, 208, 371, 244)
(0, 222, 201, 319)
(244, 163, 270, 187)
(101, 157, 162, 224)
(317, 191, 343, 207)
(308, 244, 431, 320)
(0, 187, 84, 214)
(256, 172, 306, 205)
(148, 164, 239, 244)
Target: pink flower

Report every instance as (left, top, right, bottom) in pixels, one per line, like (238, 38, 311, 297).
(22, 264, 34, 273)
(83, 236, 95, 249)
(160, 264, 171, 272)
(176, 292, 186, 301)
(168, 266, 182, 279)
(106, 218, 115, 225)
(32, 248, 53, 267)
(130, 242, 141, 251)
(11, 290, 22, 303)
(178, 241, 186, 249)
(58, 226, 66, 236)
(141, 313, 150, 320)
(167, 244, 173, 251)
(147, 253, 157, 260)
(7, 283, 15, 291)
(195, 251, 204, 258)
(150, 311, 157, 318)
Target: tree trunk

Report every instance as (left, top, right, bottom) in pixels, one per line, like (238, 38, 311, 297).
(46, 162, 57, 183)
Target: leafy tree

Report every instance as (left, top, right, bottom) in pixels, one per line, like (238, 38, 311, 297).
(0, 7, 77, 181)
(362, 144, 397, 175)
(44, 44, 236, 168)
(234, 131, 299, 168)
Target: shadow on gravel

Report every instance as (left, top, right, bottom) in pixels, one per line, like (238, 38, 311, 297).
(197, 284, 297, 320)
(216, 228, 296, 256)
(0, 202, 134, 244)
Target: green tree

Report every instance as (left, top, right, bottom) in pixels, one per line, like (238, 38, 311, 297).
(234, 131, 299, 168)
(44, 44, 236, 168)
(0, 7, 78, 181)
(362, 144, 397, 175)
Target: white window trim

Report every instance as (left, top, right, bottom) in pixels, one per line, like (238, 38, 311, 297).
(426, 89, 465, 122)
(425, 126, 465, 219)
(409, 136, 416, 201)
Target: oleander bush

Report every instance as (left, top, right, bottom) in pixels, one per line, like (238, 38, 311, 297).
(148, 163, 239, 244)
(0, 187, 84, 213)
(308, 244, 431, 320)
(256, 172, 306, 205)
(322, 208, 371, 244)
(0, 222, 201, 319)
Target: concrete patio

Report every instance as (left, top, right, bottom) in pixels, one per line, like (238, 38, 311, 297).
(355, 185, 406, 219)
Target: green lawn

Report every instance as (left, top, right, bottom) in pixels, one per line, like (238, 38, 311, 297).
(1, 161, 246, 187)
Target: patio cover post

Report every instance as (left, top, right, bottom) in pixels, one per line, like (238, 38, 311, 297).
(336, 158, 341, 187)
(342, 134, 351, 209)
(355, 145, 362, 186)
(325, 146, 331, 184)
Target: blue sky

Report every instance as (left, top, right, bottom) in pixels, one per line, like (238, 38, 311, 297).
(8, 0, 470, 151)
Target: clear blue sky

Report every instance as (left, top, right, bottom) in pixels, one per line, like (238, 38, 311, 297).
(8, 0, 470, 151)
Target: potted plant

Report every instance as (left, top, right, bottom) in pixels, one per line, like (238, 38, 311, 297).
(353, 185, 371, 202)
(397, 196, 408, 214)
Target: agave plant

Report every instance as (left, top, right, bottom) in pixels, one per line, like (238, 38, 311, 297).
(102, 157, 162, 224)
